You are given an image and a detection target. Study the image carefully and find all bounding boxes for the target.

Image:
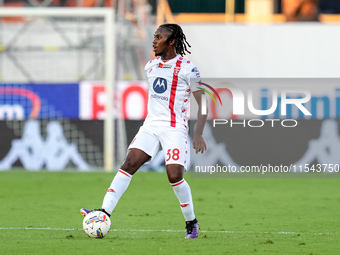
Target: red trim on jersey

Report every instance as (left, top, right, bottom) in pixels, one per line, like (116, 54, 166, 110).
(119, 169, 131, 178)
(169, 60, 182, 127)
(171, 179, 185, 187)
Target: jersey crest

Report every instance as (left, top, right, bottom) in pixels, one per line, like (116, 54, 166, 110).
(174, 67, 181, 76)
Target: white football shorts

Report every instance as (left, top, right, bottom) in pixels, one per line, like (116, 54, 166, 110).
(128, 124, 189, 169)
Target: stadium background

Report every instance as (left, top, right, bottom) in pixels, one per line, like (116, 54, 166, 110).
(0, 0, 339, 172)
(1, 1, 340, 255)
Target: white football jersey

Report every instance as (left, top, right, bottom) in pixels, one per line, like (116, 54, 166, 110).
(144, 55, 201, 129)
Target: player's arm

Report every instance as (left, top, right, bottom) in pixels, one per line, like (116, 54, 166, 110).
(193, 90, 207, 154)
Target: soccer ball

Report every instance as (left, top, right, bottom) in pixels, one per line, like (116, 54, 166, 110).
(82, 211, 111, 238)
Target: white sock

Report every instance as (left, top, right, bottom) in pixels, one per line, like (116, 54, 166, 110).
(101, 169, 132, 215)
(171, 179, 195, 221)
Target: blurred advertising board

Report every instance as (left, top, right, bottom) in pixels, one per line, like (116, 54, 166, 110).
(0, 120, 104, 171)
(189, 78, 340, 177)
(0, 81, 149, 120)
(0, 83, 79, 119)
(80, 81, 148, 120)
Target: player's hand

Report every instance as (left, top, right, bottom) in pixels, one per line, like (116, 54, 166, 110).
(193, 134, 207, 154)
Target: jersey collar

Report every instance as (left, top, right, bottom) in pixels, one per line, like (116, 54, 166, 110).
(158, 54, 181, 64)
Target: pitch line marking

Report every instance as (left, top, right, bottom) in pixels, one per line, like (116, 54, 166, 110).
(0, 227, 335, 235)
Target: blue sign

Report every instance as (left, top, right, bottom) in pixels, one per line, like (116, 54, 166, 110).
(0, 83, 79, 119)
(153, 78, 167, 94)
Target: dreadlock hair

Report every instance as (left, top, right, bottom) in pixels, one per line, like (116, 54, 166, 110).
(159, 23, 191, 56)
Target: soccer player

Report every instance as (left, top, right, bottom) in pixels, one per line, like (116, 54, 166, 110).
(81, 23, 207, 239)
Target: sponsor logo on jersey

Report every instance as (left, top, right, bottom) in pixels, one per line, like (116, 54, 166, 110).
(158, 63, 171, 68)
(153, 77, 167, 94)
(192, 67, 200, 78)
(151, 94, 169, 101)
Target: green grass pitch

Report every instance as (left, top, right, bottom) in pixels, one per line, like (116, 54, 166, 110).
(1, 171, 340, 255)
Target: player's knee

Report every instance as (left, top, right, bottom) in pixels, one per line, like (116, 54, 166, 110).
(121, 149, 151, 174)
(167, 171, 183, 183)
(121, 158, 140, 174)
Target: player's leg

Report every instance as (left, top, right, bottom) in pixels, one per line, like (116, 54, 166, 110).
(100, 126, 159, 216)
(81, 148, 152, 217)
(120, 148, 151, 175)
(161, 128, 199, 238)
(167, 164, 199, 238)
(167, 164, 194, 221)
(99, 148, 151, 216)
(93, 126, 159, 217)
(81, 126, 158, 217)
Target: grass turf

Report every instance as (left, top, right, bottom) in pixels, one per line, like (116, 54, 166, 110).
(1, 171, 340, 255)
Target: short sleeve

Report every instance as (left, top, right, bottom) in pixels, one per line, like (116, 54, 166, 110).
(186, 66, 201, 92)
(144, 59, 154, 78)
(144, 63, 148, 78)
